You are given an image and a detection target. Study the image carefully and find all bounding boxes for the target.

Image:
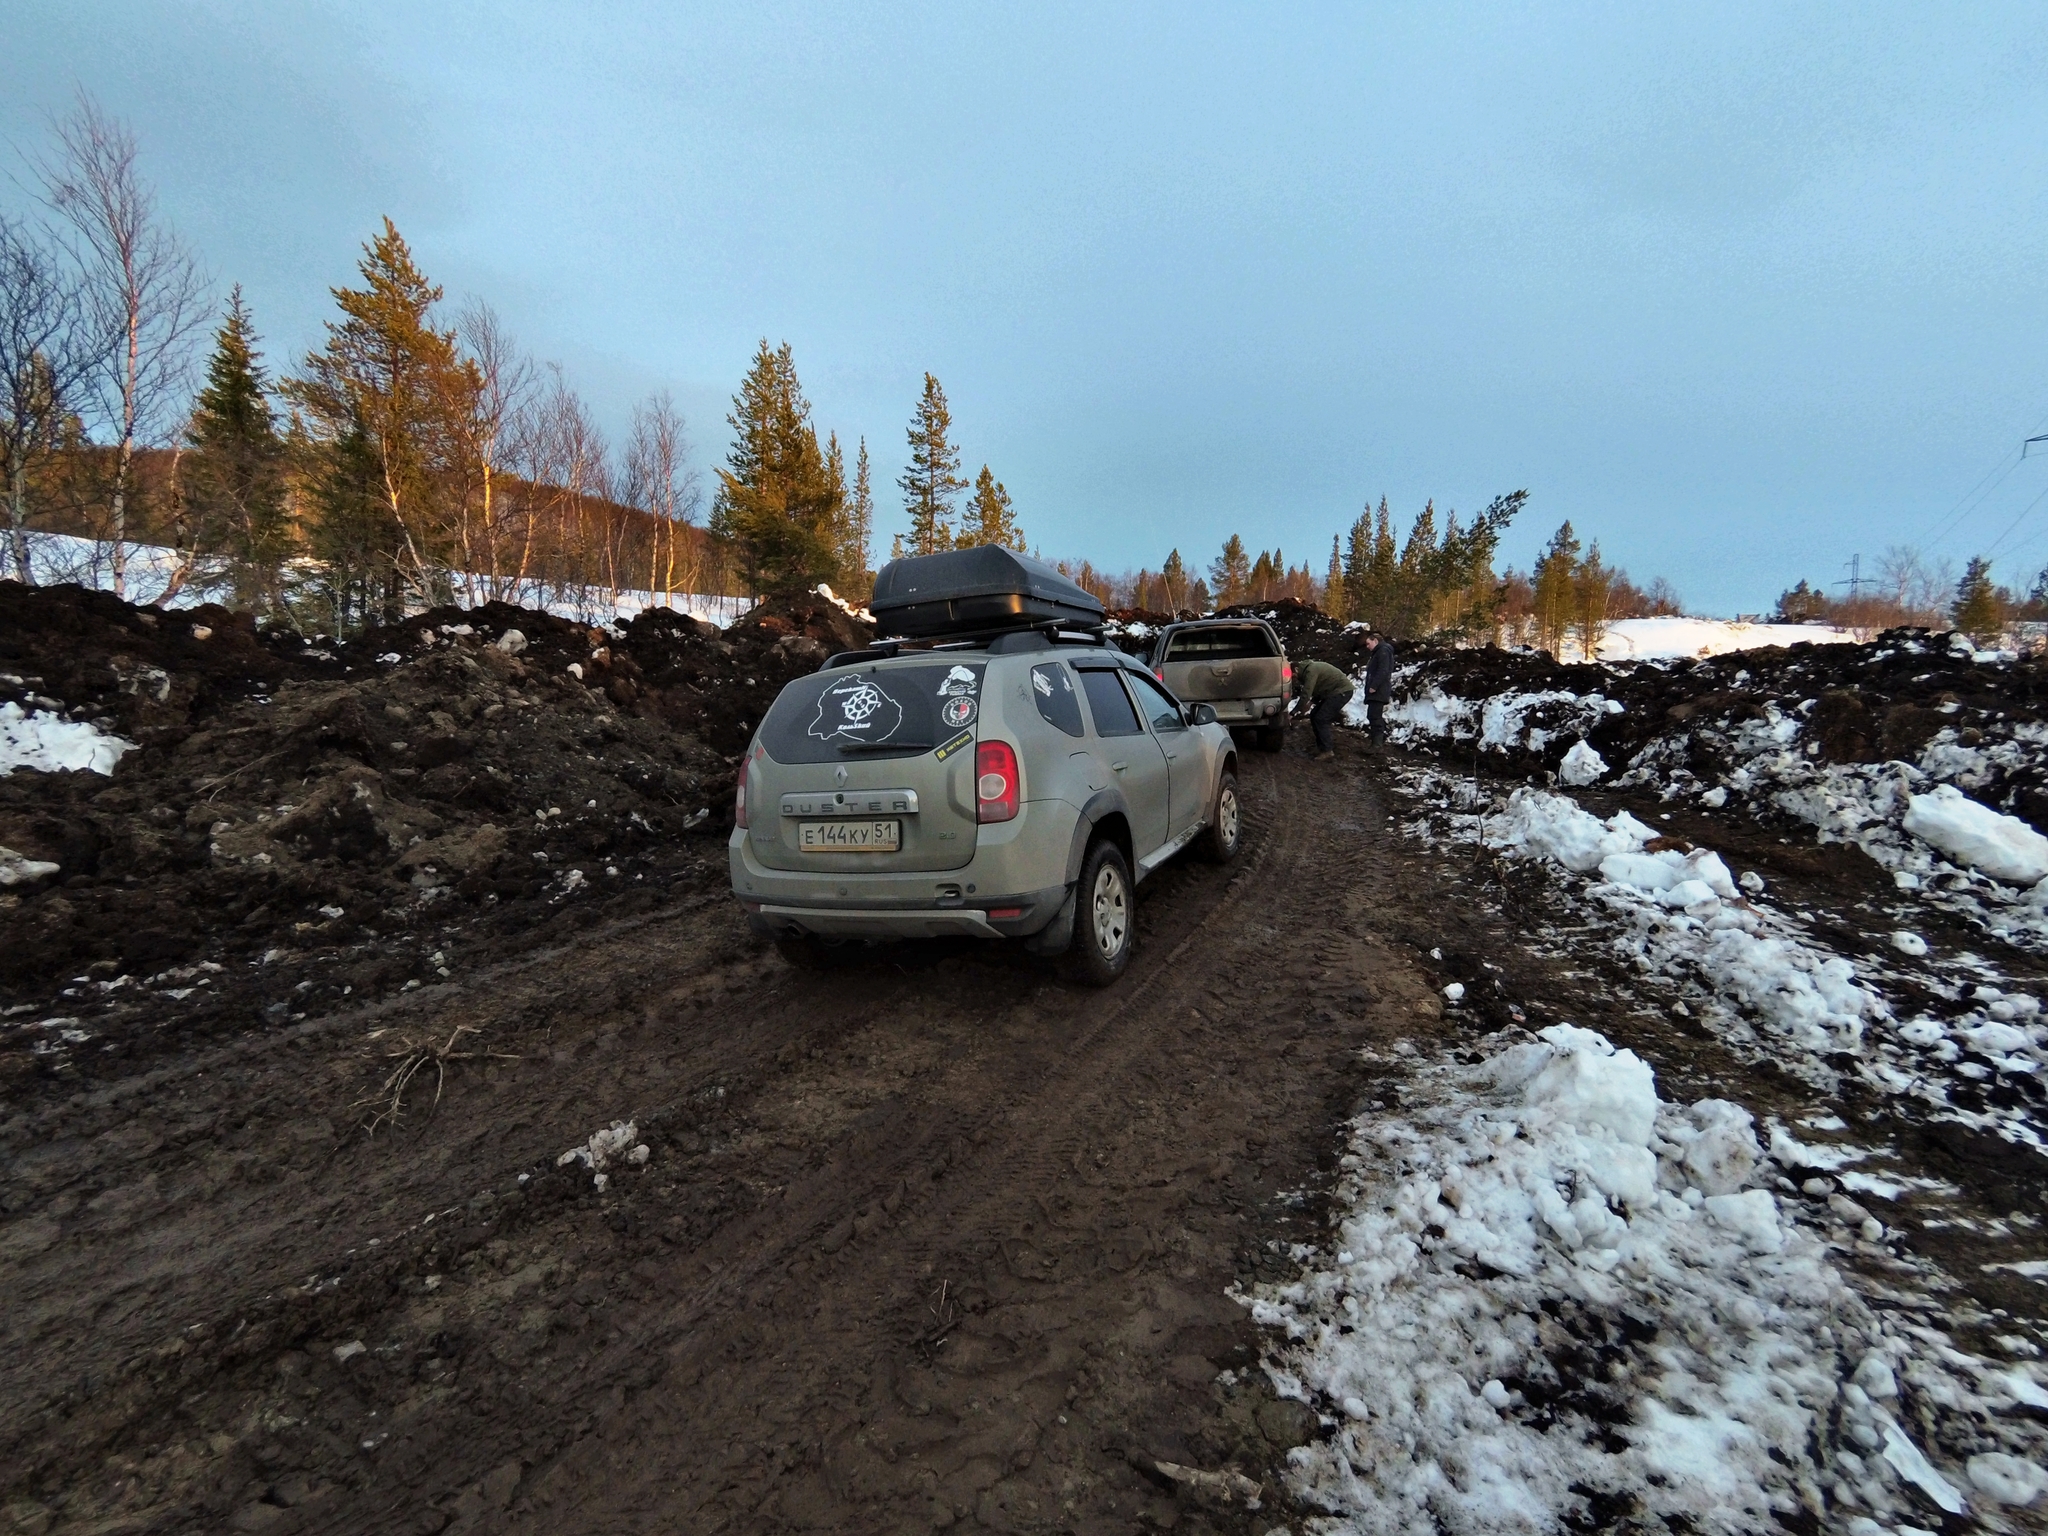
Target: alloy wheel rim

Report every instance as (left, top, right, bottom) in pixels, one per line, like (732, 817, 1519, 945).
(1219, 786, 1239, 847)
(1092, 865, 1127, 955)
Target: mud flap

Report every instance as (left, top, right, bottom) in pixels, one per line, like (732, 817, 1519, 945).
(1023, 884, 1078, 955)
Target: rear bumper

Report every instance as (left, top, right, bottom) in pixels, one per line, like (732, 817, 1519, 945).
(1206, 695, 1284, 722)
(741, 883, 1069, 940)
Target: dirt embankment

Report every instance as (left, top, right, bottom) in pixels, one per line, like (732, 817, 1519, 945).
(0, 582, 871, 1089)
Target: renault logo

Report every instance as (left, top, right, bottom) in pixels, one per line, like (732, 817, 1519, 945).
(834, 765, 849, 787)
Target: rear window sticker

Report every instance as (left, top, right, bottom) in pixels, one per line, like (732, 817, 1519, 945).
(1032, 671, 1053, 696)
(938, 664, 979, 697)
(934, 729, 974, 760)
(942, 695, 977, 728)
(809, 675, 906, 745)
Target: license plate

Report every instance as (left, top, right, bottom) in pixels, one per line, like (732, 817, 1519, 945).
(799, 820, 901, 852)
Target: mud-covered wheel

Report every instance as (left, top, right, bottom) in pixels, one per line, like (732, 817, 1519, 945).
(1058, 840, 1134, 987)
(1201, 769, 1242, 863)
(774, 933, 844, 971)
(1256, 723, 1286, 753)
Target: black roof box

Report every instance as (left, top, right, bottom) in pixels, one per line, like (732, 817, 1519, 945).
(869, 547, 1105, 638)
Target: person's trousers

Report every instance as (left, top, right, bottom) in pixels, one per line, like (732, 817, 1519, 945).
(1366, 698, 1387, 742)
(1311, 690, 1346, 753)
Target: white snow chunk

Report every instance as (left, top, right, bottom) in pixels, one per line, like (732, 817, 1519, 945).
(0, 702, 133, 777)
(1902, 784, 2048, 886)
(558, 1119, 640, 1182)
(1882, 1419, 1967, 1513)
(1558, 739, 1608, 785)
(1892, 930, 1929, 957)
(1969, 1452, 2048, 1505)
(1486, 788, 1657, 873)
(494, 628, 528, 654)
(1443, 982, 1465, 1003)
(333, 1340, 366, 1362)
(1702, 1189, 1784, 1253)
(0, 846, 61, 886)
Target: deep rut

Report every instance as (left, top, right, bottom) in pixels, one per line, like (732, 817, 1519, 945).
(2, 744, 1454, 1536)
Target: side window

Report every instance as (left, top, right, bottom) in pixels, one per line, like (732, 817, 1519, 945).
(1078, 668, 1143, 737)
(1030, 662, 1085, 738)
(1127, 673, 1187, 732)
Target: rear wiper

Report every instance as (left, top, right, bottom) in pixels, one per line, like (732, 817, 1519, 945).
(837, 741, 931, 754)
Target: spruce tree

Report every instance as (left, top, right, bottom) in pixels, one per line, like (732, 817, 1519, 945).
(1952, 556, 2004, 646)
(1393, 501, 1437, 636)
(1249, 549, 1276, 601)
(187, 286, 286, 608)
(711, 339, 841, 589)
(1342, 510, 1372, 621)
(898, 373, 967, 555)
(1324, 535, 1344, 616)
(961, 464, 1024, 550)
(842, 437, 874, 595)
(1367, 499, 1397, 625)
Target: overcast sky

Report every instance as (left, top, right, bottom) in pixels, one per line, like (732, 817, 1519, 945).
(8, 2, 2048, 613)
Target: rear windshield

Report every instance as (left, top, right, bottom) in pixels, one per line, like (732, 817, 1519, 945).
(1161, 627, 1278, 661)
(759, 662, 984, 763)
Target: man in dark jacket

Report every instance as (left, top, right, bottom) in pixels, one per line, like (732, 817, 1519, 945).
(1293, 656, 1354, 761)
(1361, 631, 1397, 748)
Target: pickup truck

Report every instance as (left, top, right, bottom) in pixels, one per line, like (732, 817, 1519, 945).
(1147, 618, 1290, 752)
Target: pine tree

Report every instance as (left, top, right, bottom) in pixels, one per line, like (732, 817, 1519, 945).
(285, 220, 475, 621)
(1531, 521, 1581, 656)
(1952, 556, 2004, 645)
(1324, 534, 1344, 617)
(1367, 499, 1397, 625)
(960, 464, 1024, 550)
(186, 286, 286, 609)
(710, 339, 842, 589)
(1392, 500, 1437, 636)
(1210, 535, 1249, 604)
(1161, 548, 1190, 613)
(1572, 540, 1614, 660)
(898, 373, 967, 555)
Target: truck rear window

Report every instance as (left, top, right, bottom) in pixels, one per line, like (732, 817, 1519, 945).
(758, 662, 984, 763)
(1161, 627, 1277, 661)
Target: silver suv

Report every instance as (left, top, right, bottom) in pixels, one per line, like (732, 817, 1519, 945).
(730, 554, 1242, 985)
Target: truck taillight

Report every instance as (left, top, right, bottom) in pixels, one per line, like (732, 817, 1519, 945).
(1281, 663, 1293, 685)
(1153, 668, 1165, 682)
(976, 741, 1019, 823)
(734, 744, 757, 828)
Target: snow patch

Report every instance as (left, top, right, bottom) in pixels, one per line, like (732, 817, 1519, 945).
(1557, 739, 1607, 785)
(1901, 784, 2048, 887)
(0, 702, 133, 777)
(1248, 1027, 2034, 1533)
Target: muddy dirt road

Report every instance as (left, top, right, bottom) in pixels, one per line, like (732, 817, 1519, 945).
(2, 740, 1470, 1535)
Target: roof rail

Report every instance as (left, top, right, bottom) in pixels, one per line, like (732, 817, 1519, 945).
(823, 618, 1108, 670)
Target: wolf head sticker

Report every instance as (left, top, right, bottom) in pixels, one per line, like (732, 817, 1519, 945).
(808, 675, 906, 745)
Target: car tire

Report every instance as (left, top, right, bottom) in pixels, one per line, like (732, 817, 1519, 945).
(1257, 723, 1286, 753)
(1200, 769, 1242, 863)
(1058, 840, 1134, 987)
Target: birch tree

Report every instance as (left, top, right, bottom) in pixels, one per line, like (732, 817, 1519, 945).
(41, 93, 206, 597)
(0, 213, 96, 583)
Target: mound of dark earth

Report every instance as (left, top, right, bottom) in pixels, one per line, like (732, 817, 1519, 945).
(0, 581, 872, 1089)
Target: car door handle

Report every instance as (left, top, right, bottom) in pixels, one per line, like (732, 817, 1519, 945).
(1111, 762, 1128, 773)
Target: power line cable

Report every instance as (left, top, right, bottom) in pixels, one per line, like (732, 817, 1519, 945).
(1984, 480, 2048, 561)
(1921, 403, 2048, 551)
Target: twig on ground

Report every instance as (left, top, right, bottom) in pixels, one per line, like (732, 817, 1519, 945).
(354, 1023, 520, 1135)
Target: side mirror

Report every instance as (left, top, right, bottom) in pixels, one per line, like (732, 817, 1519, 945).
(1190, 703, 1219, 726)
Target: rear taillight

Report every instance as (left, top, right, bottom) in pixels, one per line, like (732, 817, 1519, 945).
(1281, 663, 1293, 686)
(1153, 668, 1165, 682)
(976, 741, 1019, 823)
(735, 744, 756, 828)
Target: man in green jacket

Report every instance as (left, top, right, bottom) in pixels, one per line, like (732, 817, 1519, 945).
(1293, 657, 1354, 761)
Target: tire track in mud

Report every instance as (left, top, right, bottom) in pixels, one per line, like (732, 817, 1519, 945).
(3, 744, 1453, 1535)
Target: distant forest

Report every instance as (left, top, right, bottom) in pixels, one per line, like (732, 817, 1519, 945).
(4, 96, 2034, 646)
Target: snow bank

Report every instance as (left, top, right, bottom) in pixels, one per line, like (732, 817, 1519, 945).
(1249, 1027, 2035, 1533)
(1902, 784, 2048, 886)
(0, 702, 132, 776)
(13, 531, 755, 628)
(1596, 616, 1859, 661)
